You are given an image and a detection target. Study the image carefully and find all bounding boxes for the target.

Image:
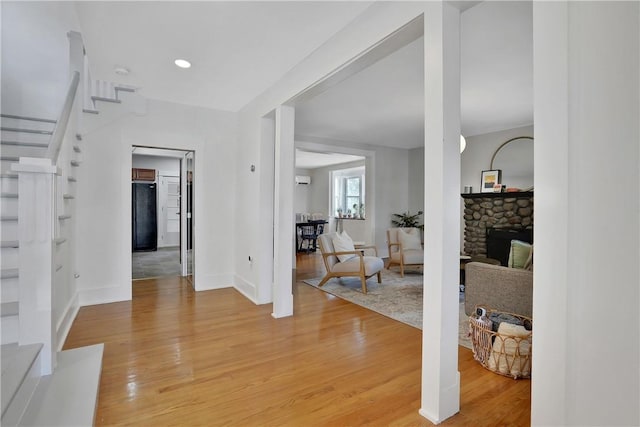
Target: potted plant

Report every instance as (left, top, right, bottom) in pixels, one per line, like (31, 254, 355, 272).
(391, 210, 423, 229)
(337, 208, 343, 218)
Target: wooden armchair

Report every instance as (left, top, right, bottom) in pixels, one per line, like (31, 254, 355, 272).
(386, 228, 424, 277)
(317, 232, 384, 293)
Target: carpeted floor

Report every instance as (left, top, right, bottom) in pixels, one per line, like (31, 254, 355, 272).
(303, 269, 472, 349)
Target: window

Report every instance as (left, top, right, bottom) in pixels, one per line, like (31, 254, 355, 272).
(332, 166, 365, 217)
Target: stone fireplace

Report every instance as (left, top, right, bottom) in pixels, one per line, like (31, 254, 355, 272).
(461, 191, 533, 262)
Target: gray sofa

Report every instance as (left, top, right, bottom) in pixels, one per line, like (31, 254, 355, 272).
(464, 262, 533, 318)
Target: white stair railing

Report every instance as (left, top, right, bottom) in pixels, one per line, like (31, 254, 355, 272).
(11, 33, 83, 376)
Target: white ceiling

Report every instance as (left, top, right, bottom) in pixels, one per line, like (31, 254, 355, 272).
(295, 1, 533, 150)
(295, 36, 425, 150)
(295, 149, 364, 170)
(74, 1, 532, 158)
(74, 1, 372, 112)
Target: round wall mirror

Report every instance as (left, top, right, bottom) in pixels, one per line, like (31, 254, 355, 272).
(490, 136, 534, 189)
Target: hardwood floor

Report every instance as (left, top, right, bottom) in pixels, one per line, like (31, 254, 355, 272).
(63, 253, 530, 426)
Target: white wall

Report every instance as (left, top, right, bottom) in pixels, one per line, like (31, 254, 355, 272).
(460, 125, 534, 194)
(1, 1, 80, 119)
(532, 2, 639, 425)
(76, 96, 238, 305)
(293, 167, 311, 214)
(408, 146, 425, 216)
(301, 141, 410, 255)
(132, 155, 180, 178)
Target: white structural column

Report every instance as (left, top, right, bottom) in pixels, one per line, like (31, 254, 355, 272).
(531, 2, 569, 423)
(532, 2, 640, 425)
(420, 3, 461, 424)
(13, 158, 59, 376)
(272, 105, 295, 318)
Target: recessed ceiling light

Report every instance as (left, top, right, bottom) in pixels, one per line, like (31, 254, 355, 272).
(174, 59, 191, 69)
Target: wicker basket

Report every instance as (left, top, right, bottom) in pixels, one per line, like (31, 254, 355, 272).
(468, 306, 532, 379)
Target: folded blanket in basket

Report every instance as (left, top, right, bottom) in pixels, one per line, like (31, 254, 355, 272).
(487, 322, 531, 378)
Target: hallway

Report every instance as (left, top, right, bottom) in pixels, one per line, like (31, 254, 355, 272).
(132, 247, 180, 279)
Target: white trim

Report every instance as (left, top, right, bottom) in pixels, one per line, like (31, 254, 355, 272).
(233, 275, 259, 304)
(272, 105, 295, 318)
(56, 292, 79, 351)
(78, 285, 131, 307)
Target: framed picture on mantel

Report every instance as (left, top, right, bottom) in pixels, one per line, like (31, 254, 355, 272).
(481, 169, 502, 193)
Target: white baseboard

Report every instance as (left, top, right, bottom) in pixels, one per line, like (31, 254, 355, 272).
(56, 293, 79, 351)
(194, 273, 234, 291)
(78, 285, 131, 307)
(233, 275, 259, 304)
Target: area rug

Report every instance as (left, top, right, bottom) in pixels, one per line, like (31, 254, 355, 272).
(303, 269, 472, 349)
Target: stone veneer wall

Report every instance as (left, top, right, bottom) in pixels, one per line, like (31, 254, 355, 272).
(462, 192, 534, 256)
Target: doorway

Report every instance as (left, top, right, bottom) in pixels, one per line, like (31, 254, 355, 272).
(131, 147, 195, 282)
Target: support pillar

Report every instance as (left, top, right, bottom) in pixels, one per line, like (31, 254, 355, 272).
(420, 2, 461, 424)
(272, 105, 295, 318)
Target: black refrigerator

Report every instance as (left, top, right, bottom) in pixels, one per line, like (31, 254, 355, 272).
(132, 183, 157, 251)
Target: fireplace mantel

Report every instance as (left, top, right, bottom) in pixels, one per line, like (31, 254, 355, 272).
(461, 191, 533, 199)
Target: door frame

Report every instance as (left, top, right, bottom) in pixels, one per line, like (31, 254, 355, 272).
(131, 146, 194, 282)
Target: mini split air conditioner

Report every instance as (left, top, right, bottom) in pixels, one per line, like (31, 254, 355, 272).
(295, 175, 311, 185)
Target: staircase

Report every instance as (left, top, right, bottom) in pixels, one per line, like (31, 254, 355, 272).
(1, 114, 56, 347)
(0, 30, 133, 426)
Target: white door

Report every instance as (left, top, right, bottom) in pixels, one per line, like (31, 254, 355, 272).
(159, 175, 180, 247)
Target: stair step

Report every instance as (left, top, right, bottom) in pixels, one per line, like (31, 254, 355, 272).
(0, 246, 19, 269)
(0, 145, 49, 160)
(0, 343, 43, 423)
(67, 176, 77, 183)
(0, 127, 52, 135)
(1, 269, 19, 280)
(91, 96, 121, 104)
(0, 241, 19, 249)
(1, 140, 48, 148)
(73, 145, 81, 153)
(1, 192, 18, 198)
(58, 214, 71, 220)
(70, 160, 81, 167)
(82, 109, 99, 115)
(75, 134, 82, 141)
(0, 198, 18, 217)
(115, 86, 136, 93)
(20, 344, 104, 427)
(1, 157, 19, 163)
(54, 238, 66, 245)
(0, 131, 50, 145)
(0, 173, 18, 180)
(0, 301, 18, 316)
(0, 275, 19, 306)
(0, 114, 56, 124)
(63, 194, 74, 200)
(0, 216, 18, 221)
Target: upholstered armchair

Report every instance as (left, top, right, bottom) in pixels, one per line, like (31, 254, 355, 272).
(386, 228, 424, 277)
(317, 232, 384, 293)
